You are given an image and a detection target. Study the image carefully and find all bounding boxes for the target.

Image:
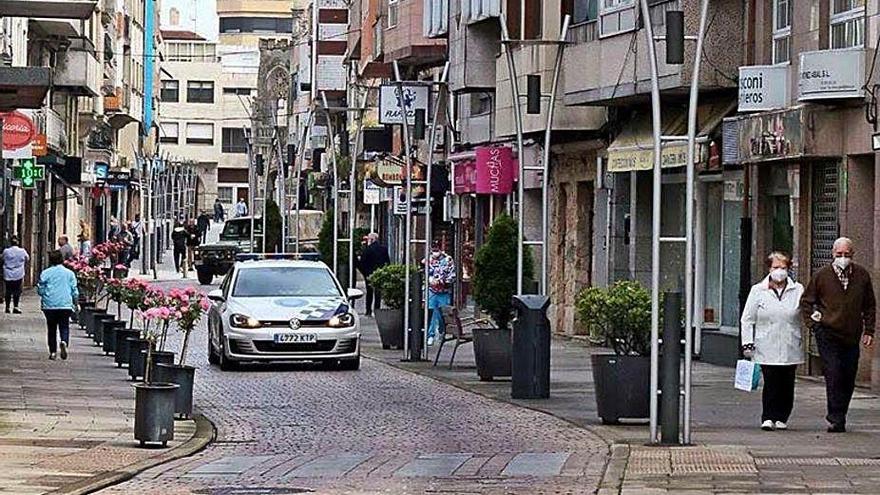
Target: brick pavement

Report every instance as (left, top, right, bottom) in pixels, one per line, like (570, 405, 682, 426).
(0, 295, 205, 495)
(95, 276, 610, 494)
(358, 316, 880, 494)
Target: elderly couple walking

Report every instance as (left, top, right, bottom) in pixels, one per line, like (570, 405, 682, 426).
(741, 237, 876, 433)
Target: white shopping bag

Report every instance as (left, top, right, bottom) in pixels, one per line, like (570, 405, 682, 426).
(734, 359, 761, 392)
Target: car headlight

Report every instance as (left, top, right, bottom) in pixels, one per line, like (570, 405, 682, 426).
(328, 312, 355, 328)
(230, 313, 261, 328)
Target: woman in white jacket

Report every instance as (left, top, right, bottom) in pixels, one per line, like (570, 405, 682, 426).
(740, 251, 805, 431)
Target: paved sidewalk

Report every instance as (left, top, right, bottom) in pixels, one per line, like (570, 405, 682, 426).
(0, 295, 210, 495)
(358, 317, 880, 494)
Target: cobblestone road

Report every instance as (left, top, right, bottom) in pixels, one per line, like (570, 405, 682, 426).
(98, 279, 609, 494)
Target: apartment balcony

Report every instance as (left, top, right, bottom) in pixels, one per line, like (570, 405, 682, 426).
(383, 0, 446, 68)
(0, 0, 97, 20)
(54, 41, 102, 97)
(448, 11, 499, 92)
(106, 84, 138, 128)
(0, 66, 51, 111)
(563, 0, 741, 106)
(32, 108, 69, 151)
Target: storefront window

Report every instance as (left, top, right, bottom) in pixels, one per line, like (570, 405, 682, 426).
(721, 194, 742, 327)
(701, 178, 743, 329)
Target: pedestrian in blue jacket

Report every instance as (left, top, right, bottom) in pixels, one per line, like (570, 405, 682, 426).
(36, 250, 79, 360)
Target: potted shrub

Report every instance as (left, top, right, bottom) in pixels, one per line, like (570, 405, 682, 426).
(472, 215, 534, 381)
(155, 287, 208, 419)
(576, 281, 653, 424)
(133, 306, 179, 447)
(368, 264, 407, 349)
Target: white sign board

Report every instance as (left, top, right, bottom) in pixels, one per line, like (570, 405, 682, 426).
(799, 48, 865, 101)
(316, 55, 346, 91)
(319, 24, 347, 42)
(364, 179, 381, 205)
(379, 84, 430, 125)
(393, 186, 407, 215)
(738, 65, 789, 112)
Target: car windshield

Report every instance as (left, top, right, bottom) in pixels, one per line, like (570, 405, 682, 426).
(232, 267, 341, 297)
(221, 220, 261, 240)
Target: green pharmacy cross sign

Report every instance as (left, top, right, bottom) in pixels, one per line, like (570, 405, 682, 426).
(12, 158, 45, 189)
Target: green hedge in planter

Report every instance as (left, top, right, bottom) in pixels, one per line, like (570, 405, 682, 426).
(317, 208, 369, 273)
(575, 280, 654, 356)
(472, 214, 534, 330)
(368, 264, 407, 310)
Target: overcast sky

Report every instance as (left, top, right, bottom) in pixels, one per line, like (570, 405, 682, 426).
(160, 0, 219, 41)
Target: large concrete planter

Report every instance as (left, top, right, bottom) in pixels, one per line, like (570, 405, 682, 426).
(134, 383, 179, 447)
(115, 329, 141, 367)
(154, 363, 196, 419)
(374, 308, 404, 350)
(473, 328, 512, 381)
(591, 354, 651, 424)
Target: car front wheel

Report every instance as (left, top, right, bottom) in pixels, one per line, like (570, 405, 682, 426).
(218, 338, 237, 371)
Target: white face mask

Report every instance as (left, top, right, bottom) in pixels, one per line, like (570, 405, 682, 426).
(769, 268, 788, 282)
(833, 256, 852, 270)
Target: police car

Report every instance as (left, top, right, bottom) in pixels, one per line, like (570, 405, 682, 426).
(206, 254, 363, 370)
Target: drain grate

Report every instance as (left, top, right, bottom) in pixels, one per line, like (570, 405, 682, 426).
(193, 487, 314, 495)
(627, 446, 757, 476)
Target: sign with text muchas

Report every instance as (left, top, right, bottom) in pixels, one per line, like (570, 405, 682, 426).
(738, 65, 789, 112)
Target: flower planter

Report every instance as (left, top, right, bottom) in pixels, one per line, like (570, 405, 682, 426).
(473, 328, 512, 381)
(113, 267, 129, 278)
(374, 308, 404, 350)
(115, 329, 141, 367)
(154, 363, 196, 419)
(84, 308, 107, 337)
(133, 382, 179, 447)
(77, 301, 96, 327)
(93, 314, 116, 347)
(127, 338, 150, 380)
(590, 354, 651, 424)
(147, 351, 176, 382)
(102, 321, 127, 355)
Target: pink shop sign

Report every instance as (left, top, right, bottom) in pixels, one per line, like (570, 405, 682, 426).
(475, 146, 514, 195)
(454, 160, 476, 194)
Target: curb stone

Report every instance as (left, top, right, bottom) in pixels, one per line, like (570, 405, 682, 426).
(49, 413, 216, 495)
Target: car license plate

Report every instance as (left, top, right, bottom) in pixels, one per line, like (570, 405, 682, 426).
(274, 333, 317, 344)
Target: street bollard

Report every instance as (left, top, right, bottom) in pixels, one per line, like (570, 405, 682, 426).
(511, 295, 551, 399)
(660, 290, 682, 445)
(406, 271, 425, 361)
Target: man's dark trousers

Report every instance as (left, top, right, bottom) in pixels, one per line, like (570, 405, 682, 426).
(365, 283, 381, 315)
(815, 327, 861, 427)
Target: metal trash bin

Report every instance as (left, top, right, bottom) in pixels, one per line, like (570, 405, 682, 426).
(511, 295, 551, 399)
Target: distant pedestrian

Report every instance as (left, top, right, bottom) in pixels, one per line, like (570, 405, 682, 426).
(130, 215, 143, 262)
(197, 211, 211, 244)
(171, 222, 188, 275)
(235, 199, 248, 218)
(107, 216, 120, 241)
(78, 220, 91, 257)
(357, 233, 390, 316)
(2, 236, 29, 314)
(185, 219, 200, 272)
(741, 252, 804, 431)
(120, 225, 135, 268)
(800, 237, 876, 433)
(36, 250, 78, 360)
(57, 236, 74, 261)
(214, 198, 225, 223)
(424, 240, 455, 346)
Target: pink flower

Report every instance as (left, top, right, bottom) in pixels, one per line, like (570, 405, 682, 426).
(199, 298, 210, 311)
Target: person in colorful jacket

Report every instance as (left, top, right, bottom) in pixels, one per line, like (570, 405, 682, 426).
(36, 250, 79, 360)
(425, 240, 455, 346)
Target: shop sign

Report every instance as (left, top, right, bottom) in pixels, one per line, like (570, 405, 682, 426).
(12, 157, 45, 189)
(104, 170, 130, 190)
(798, 48, 865, 101)
(1, 111, 35, 159)
(734, 107, 805, 162)
(379, 84, 429, 125)
(363, 179, 381, 205)
(607, 143, 688, 172)
(393, 186, 407, 215)
(475, 146, 514, 195)
(724, 180, 745, 201)
(738, 65, 789, 112)
(453, 160, 476, 194)
(94, 162, 110, 180)
(32, 134, 47, 157)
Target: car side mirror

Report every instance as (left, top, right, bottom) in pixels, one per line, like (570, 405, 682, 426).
(207, 289, 224, 302)
(347, 288, 364, 301)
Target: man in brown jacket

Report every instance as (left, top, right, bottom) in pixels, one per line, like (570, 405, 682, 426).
(800, 237, 876, 432)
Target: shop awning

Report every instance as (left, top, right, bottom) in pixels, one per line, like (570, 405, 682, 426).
(607, 101, 735, 173)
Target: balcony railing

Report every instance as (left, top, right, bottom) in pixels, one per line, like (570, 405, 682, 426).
(33, 108, 68, 151)
(567, 21, 598, 44)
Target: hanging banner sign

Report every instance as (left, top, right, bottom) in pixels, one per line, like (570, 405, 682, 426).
(393, 186, 407, 215)
(453, 160, 476, 194)
(475, 146, 515, 195)
(379, 84, 429, 125)
(363, 179, 381, 205)
(1, 111, 36, 159)
(798, 48, 865, 101)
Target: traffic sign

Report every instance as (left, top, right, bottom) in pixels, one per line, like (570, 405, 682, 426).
(12, 158, 45, 189)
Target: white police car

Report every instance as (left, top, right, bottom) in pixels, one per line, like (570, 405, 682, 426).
(206, 255, 363, 370)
